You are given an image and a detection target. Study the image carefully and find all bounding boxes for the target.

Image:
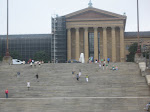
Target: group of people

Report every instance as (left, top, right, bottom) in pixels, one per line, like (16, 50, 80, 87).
(3, 72, 39, 98)
(26, 74, 39, 91)
(97, 58, 110, 70)
(30, 61, 42, 67)
(94, 58, 119, 71)
(72, 70, 89, 82)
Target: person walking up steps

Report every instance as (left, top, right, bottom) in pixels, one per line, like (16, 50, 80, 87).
(76, 74, 79, 81)
(107, 57, 110, 64)
(36, 74, 39, 79)
(106, 64, 108, 70)
(79, 69, 81, 77)
(5, 89, 8, 98)
(27, 81, 30, 91)
(17, 72, 20, 78)
(103, 63, 105, 70)
(144, 102, 150, 111)
(101, 59, 104, 63)
(99, 62, 101, 69)
(86, 75, 89, 82)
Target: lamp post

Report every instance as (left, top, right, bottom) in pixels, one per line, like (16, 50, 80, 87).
(3, 0, 12, 64)
(136, 0, 141, 54)
(6, 0, 10, 56)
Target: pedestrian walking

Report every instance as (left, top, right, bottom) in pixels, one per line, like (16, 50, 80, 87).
(107, 57, 110, 64)
(27, 81, 30, 91)
(32, 60, 34, 64)
(76, 74, 79, 81)
(112, 65, 115, 71)
(103, 63, 105, 70)
(17, 72, 20, 78)
(79, 71, 81, 77)
(86, 75, 89, 82)
(5, 89, 8, 98)
(95, 59, 98, 63)
(72, 71, 74, 74)
(34, 62, 37, 67)
(36, 74, 39, 79)
(101, 59, 104, 63)
(39, 61, 41, 67)
(106, 64, 108, 70)
(144, 102, 150, 111)
(72, 67, 75, 74)
(104, 59, 106, 65)
(30, 62, 32, 67)
(99, 63, 101, 69)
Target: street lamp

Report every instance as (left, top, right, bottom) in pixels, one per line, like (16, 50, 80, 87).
(6, 0, 10, 56)
(3, 0, 12, 64)
(136, 0, 141, 54)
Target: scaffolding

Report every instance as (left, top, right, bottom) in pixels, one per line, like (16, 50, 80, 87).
(51, 15, 67, 63)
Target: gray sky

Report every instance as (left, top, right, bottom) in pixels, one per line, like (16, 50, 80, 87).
(0, 0, 150, 35)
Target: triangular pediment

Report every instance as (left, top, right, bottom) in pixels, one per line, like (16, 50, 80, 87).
(65, 7, 126, 20)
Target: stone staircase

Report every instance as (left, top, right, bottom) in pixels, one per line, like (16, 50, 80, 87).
(0, 62, 150, 112)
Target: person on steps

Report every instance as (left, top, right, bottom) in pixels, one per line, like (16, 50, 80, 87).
(5, 89, 8, 98)
(27, 81, 30, 91)
(86, 75, 89, 82)
(76, 74, 79, 81)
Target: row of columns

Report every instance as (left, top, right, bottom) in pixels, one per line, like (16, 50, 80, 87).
(67, 27, 125, 62)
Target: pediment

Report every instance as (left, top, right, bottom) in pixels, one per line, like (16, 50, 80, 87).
(68, 10, 118, 19)
(65, 7, 126, 20)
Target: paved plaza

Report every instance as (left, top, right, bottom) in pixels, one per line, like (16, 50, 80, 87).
(0, 63, 150, 111)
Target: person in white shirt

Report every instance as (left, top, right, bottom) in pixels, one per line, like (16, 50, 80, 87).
(99, 63, 101, 69)
(30, 62, 32, 67)
(79, 72, 81, 77)
(95, 60, 97, 63)
(27, 82, 30, 91)
(144, 103, 150, 111)
(86, 75, 89, 82)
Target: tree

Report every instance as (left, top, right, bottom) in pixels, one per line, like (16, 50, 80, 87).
(34, 51, 50, 63)
(126, 43, 138, 62)
(10, 51, 22, 60)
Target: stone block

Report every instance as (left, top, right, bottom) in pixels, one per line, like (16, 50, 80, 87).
(146, 75, 150, 85)
(139, 62, 146, 70)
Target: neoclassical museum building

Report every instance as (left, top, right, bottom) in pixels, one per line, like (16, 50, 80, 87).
(0, 4, 150, 63)
(65, 6, 126, 62)
(65, 5, 150, 62)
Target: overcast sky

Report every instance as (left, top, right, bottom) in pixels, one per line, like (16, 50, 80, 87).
(0, 0, 150, 35)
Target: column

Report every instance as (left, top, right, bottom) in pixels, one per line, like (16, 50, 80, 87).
(120, 27, 125, 62)
(67, 28, 71, 61)
(75, 28, 80, 61)
(103, 27, 107, 60)
(111, 27, 116, 62)
(94, 27, 98, 61)
(84, 27, 89, 63)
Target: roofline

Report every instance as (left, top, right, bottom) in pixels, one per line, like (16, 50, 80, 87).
(0, 34, 52, 36)
(65, 7, 127, 19)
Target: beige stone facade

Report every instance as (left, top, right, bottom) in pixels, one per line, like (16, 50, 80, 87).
(125, 33, 150, 59)
(65, 7, 127, 62)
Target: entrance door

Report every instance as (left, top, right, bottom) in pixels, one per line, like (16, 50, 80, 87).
(88, 32, 100, 61)
(89, 33, 94, 60)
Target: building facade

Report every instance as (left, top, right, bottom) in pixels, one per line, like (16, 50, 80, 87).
(0, 34, 51, 61)
(65, 7, 126, 62)
(0, 6, 150, 63)
(51, 16, 67, 63)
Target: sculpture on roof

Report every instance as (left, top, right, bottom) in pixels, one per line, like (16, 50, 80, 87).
(88, 0, 93, 7)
